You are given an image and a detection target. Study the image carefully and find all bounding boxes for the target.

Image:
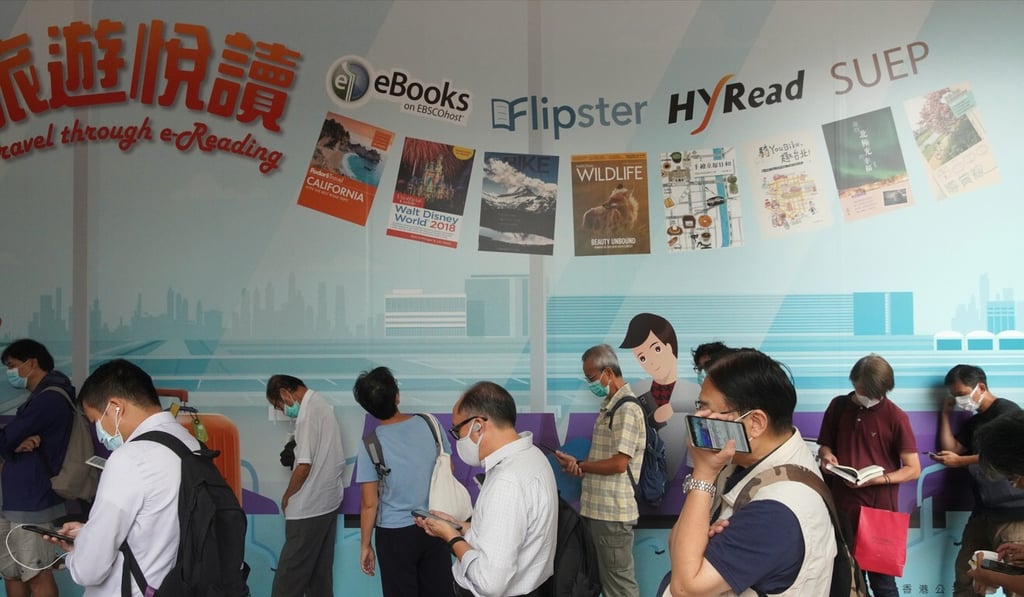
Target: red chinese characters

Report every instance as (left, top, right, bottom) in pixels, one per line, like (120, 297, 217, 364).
(0, 19, 301, 131)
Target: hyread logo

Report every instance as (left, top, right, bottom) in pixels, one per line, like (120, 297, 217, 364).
(667, 70, 805, 135)
(325, 56, 472, 124)
(327, 56, 372, 107)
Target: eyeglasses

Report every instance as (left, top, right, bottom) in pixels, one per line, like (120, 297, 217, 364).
(448, 416, 487, 441)
(693, 401, 747, 419)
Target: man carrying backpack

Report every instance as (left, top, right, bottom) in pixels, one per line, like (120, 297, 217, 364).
(555, 344, 645, 597)
(51, 359, 202, 595)
(0, 338, 75, 597)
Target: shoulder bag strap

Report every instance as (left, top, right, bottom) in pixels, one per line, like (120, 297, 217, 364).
(362, 430, 389, 479)
(34, 386, 74, 476)
(415, 413, 444, 457)
(606, 396, 642, 488)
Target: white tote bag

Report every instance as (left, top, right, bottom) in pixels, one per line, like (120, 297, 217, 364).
(419, 414, 474, 521)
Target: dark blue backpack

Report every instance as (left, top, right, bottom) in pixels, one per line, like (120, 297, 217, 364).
(608, 394, 668, 507)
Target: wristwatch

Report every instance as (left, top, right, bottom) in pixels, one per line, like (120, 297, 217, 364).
(682, 474, 717, 499)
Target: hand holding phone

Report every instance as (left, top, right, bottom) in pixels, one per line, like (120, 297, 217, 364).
(21, 524, 75, 544)
(411, 509, 463, 531)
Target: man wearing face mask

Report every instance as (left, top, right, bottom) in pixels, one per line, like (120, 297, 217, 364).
(817, 353, 920, 597)
(264, 374, 345, 597)
(0, 339, 74, 597)
(50, 358, 198, 594)
(554, 344, 645, 597)
(934, 364, 1024, 597)
(417, 381, 557, 597)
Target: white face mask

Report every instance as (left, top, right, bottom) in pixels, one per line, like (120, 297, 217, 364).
(955, 385, 981, 413)
(456, 421, 483, 467)
(854, 393, 880, 409)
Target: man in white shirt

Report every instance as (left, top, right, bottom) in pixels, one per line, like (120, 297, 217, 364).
(416, 381, 558, 597)
(52, 358, 200, 596)
(265, 374, 345, 597)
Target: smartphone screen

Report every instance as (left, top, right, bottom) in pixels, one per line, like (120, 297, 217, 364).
(22, 524, 74, 543)
(685, 415, 751, 453)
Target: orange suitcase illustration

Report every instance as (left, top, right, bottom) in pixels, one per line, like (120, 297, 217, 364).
(157, 388, 243, 504)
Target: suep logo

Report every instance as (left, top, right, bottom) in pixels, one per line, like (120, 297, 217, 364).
(325, 55, 473, 125)
(667, 70, 805, 134)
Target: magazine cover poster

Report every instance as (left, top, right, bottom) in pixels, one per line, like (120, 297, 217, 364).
(571, 152, 650, 257)
(822, 107, 914, 222)
(386, 137, 476, 249)
(478, 152, 559, 255)
(743, 131, 834, 238)
(296, 112, 395, 226)
(904, 82, 1001, 200)
(659, 147, 744, 252)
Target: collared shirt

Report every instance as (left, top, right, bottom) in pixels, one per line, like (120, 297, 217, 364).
(454, 432, 557, 597)
(66, 411, 200, 596)
(288, 389, 345, 519)
(580, 384, 645, 522)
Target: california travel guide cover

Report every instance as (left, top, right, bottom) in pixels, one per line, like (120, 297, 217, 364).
(296, 112, 394, 226)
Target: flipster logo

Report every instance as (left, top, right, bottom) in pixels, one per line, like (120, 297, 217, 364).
(667, 70, 805, 134)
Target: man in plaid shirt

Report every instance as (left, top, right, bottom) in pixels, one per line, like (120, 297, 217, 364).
(555, 344, 646, 597)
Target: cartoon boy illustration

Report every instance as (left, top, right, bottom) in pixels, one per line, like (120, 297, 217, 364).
(619, 313, 699, 483)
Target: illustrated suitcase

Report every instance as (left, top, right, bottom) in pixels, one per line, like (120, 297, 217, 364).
(157, 388, 243, 504)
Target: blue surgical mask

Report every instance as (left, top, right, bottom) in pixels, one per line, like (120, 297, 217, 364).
(96, 403, 124, 451)
(587, 378, 609, 398)
(6, 367, 27, 389)
(284, 401, 300, 419)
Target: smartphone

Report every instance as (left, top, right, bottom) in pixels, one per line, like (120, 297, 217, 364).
(980, 558, 1024, 575)
(86, 455, 107, 470)
(21, 524, 75, 544)
(535, 442, 557, 454)
(927, 451, 940, 459)
(685, 415, 751, 453)
(411, 509, 463, 531)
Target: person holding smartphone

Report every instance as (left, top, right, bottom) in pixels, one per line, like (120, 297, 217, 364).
(967, 411, 1024, 595)
(664, 349, 837, 597)
(555, 344, 646, 597)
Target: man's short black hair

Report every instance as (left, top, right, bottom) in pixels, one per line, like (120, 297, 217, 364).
(457, 381, 517, 428)
(704, 348, 796, 434)
(353, 367, 400, 420)
(266, 374, 305, 406)
(1, 338, 55, 371)
(976, 411, 1024, 479)
(620, 313, 678, 359)
(79, 359, 161, 411)
(944, 364, 987, 388)
(691, 341, 731, 371)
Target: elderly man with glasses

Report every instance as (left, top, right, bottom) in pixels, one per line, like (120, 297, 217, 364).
(417, 381, 557, 597)
(664, 348, 837, 597)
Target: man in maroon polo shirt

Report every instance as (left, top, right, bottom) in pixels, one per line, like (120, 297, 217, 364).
(817, 353, 921, 597)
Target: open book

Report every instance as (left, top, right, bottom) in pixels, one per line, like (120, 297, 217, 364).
(825, 463, 884, 486)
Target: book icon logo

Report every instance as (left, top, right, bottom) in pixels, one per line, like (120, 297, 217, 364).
(326, 55, 372, 108)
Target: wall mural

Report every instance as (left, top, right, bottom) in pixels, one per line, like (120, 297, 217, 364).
(2, 1, 1023, 595)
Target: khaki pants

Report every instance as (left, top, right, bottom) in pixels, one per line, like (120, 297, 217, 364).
(586, 517, 639, 597)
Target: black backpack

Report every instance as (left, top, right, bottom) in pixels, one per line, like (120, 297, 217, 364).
(120, 430, 250, 597)
(607, 394, 669, 507)
(550, 495, 602, 597)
